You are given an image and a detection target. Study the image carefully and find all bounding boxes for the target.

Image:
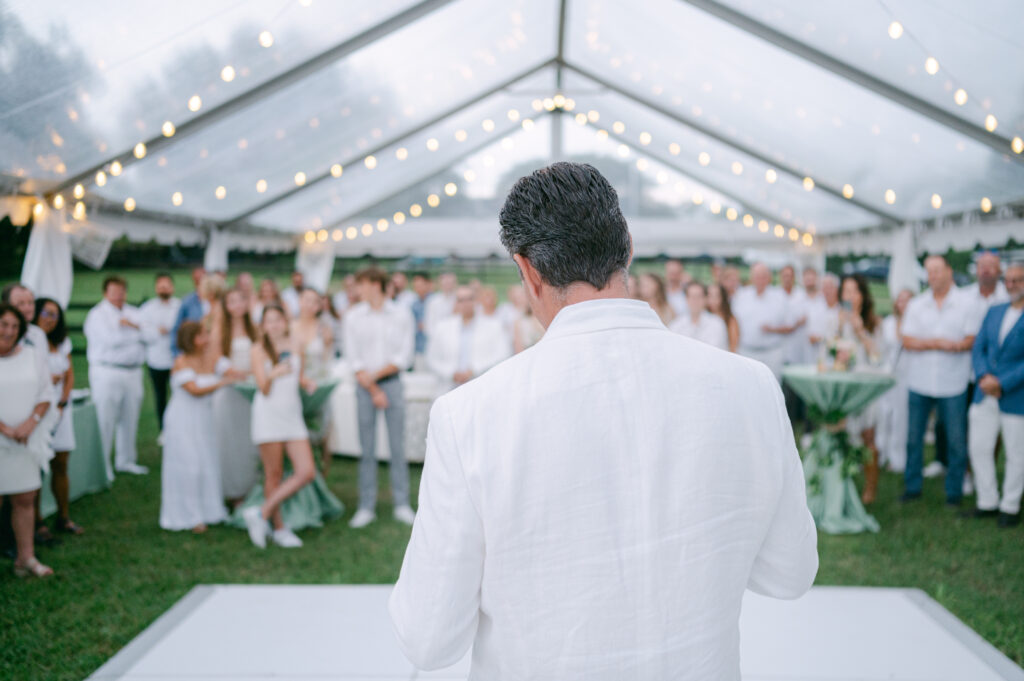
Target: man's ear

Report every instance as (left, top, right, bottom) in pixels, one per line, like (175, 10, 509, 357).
(513, 254, 543, 300)
(627, 233, 635, 269)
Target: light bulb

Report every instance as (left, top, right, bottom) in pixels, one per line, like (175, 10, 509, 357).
(258, 31, 274, 48)
(612, 121, 625, 134)
(395, 148, 408, 161)
(346, 227, 358, 239)
(221, 65, 236, 82)
(110, 160, 123, 176)
(507, 109, 520, 121)
(317, 229, 328, 242)
(842, 184, 855, 199)
(481, 119, 495, 132)
(924, 57, 939, 75)
(361, 224, 373, 236)
(215, 185, 227, 200)
(393, 212, 406, 225)
(931, 193, 942, 209)
(954, 88, 968, 106)
(698, 152, 710, 166)
(294, 172, 306, 186)
(980, 197, 992, 212)
(133, 142, 146, 159)
(587, 110, 599, 123)
(888, 21, 903, 39)
(161, 121, 176, 137)
(410, 203, 423, 217)
(984, 114, 997, 132)
(669, 143, 680, 156)
(802, 177, 815, 191)
(802, 233, 814, 246)
(455, 129, 468, 142)
(731, 161, 743, 175)
(95, 170, 107, 186)
(73, 201, 86, 220)
(172, 191, 183, 206)
(364, 155, 377, 169)
(426, 138, 439, 151)
(124, 197, 136, 212)
(73, 184, 85, 199)
(256, 179, 267, 193)
(1012, 137, 1023, 154)
(884, 189, 896, 204)
(331, 164, 343, 177)
(376, 219, 388, 232)
(743, 214, 754, 227)
(444, 182, 457, 197)
(427, 193, 440, 207)
(332, 229, 343, 242)
(188, 95, 202, 112)
(639, 132, 651, 146)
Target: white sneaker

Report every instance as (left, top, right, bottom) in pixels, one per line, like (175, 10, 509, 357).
(157, 431, 165, 447)
(393, 505, 416, 526)
(243, 506, 269, 549)
(923, 461, 946, 479)
(348, 509, 376, 529)
(115, 463, 149, 475)
(272, 527, 303, 548)
(962, 472, 974, 496)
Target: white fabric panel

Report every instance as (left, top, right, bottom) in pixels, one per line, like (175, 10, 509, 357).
(0, 196, 33, 226)
(20, 206, 73, 308)
(888, 224, 922, 297)
(823, 218, 1024, 256)
(295, 240, 335, 294)
(203, 230, 230, 272)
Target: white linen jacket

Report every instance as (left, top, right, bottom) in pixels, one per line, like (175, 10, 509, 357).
(425, 315, 513, 394)
(390, 298, 817, 680)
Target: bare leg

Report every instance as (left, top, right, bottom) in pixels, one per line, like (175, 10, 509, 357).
(261, 439, 316, 530)
(862, 428, 880, 505)
(259, 443, 285, 530)
(12, 491, 48, 570)
(51, 451, 71, 524)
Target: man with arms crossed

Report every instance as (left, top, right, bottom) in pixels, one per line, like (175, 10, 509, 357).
(390, 163, 817, 680)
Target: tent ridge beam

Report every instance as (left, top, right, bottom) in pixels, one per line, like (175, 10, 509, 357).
(221, 58, 556, 227)
(678, 0, 1021, 162)
(47, 0, 459, 197)
(321, 115, 540, 233)
(561, 60, 900, 226)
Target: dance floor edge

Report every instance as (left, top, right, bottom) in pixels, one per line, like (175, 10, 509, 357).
(87, 585, 1024, 681)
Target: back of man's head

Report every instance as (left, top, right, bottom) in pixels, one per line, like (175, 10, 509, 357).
(499, 162, 631, 291)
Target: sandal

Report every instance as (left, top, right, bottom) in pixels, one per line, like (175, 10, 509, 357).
(34, 526, 61, 547)
(13, 557, 54, 579)
(55, 519, 85, 535)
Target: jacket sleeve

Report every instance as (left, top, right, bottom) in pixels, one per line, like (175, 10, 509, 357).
(747, 365, 819, 599)
(389, 396, 484, 670)
(972, 309, 995, 380)
(169, 300, 190, 356)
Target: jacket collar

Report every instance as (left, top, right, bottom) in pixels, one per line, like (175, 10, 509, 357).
(541, 298, 665, 342)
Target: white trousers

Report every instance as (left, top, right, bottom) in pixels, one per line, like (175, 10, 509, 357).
(89, 366, 144, 481)
(877, 380, 909, 472)
(968, 396, 1024, 514)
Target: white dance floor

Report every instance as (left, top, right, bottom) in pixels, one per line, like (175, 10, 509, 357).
(87, 585, 1023, 681)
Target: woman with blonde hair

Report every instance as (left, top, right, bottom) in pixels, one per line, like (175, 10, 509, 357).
(637, 272, 676, 326)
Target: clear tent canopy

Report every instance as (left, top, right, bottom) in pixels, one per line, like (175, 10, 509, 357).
(2, 0, 1023, 258)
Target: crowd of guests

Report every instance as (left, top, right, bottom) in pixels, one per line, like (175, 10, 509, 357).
(2, 251, 1020, 576)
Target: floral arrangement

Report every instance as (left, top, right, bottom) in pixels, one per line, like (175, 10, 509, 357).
(824, 337, 858, 372)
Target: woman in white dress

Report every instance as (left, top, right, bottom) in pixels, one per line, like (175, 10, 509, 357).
(876, 289, 914, 474)
(243, 305, 317, 549)
(34, 298, 84, 536)
(291, 288, 335, 473)
(160, 321, 237, 533)
(0, 303, 55, 578)
(251, 277, 283, 325)
(637, 273, 676, 326)
(839, 274, 885, 505)
(212, 288, 260, 506)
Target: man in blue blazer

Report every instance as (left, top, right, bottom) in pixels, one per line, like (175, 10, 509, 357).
(967, 263, 1024, 528)
(170, 266, 205, 356)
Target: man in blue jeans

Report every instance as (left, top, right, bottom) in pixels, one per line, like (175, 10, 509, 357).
(900, 255, 977, 505)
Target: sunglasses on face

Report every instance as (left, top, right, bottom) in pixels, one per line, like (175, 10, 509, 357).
(38, 309, 59, 319)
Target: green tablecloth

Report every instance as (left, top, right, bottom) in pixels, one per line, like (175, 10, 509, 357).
(783, 365, 895, 535)
(229, 379, 344, 530)
(39, 400, 110, 518)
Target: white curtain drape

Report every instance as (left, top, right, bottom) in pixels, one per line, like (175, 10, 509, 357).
(20, 206, 73, 308)
(295, 240, 335, 294)
(203, 230, 230, 272)
(887, 223, 922, 297)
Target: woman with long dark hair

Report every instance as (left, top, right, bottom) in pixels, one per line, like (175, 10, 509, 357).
(637, 273, 676, 326)
(840, 274, 884, 504)
(33, 298, 83, 535)
(212, 288, 260, 506)
(707, 283, 740, 353)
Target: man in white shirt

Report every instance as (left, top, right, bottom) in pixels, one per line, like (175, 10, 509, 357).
(901, 255, 976, 506)
(669, 281, 728, 350)
(343, 267, 416, 530)
(280, 270, 304, 318)
(664, 259, 689, 316)
(138, 273, 181, 435)
(807, 274, 841, 353)
(732, 263, 790, 379)
(1, 284, 47, 351)
(962, 252, 1009, 332)
(390, 162, 817, 679)
(426, 287, 512, 393)
(391, 272, 419, 309)
(496, 285, 527, 339)
(778, 266, 809, 365)
(84, 276, 147, 479)
(423, 272, 457, 335)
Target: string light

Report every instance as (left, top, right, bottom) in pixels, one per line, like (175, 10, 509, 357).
(304, 231, 315, 244)
(668, 143, 680, 155)
(258, 31, 274, 48)
(575, 113, 588, 125)
(507, 109, 520, 121)
(743, 214, 754, 227)
(698, 152, 710, 166)
(376, 219, 388, 232)
(256, 179, 268, 193)
(980, 197, 992, 212)
(842, 184, 855, 199)
(221, 65, 236, 82)
(731, 161, 743, 175)
(161, 121, 176, 137)
(587, 110, 599, 123)
(884, 189, 896, 204)
(188, 95, 202, 112)
(710, 201, 722, 215)
(954, 88, 968, 106)
(410, 203, 423, 217)
(612, 121, 625, 134)
(361, 223, 373, 236)
(393, 211, 406, 225)
(802, 233, 814, 246)
(73, 201, 86, 220)
(692, 193, 703, 205)
(726, 208, 738, 221)
(124, 197, 136, 212)
(395, 147, 408, 160)
(984, 115, 998, 132)
(364, 155, 377, 169)
(133, 142, 147, 159)
(481, 119, 495, 132)
(346, 227, 358, 239)
(930, 193, 942, 209)
(95, 170, 107, 187)
(426, 138, 439, 151)
(330, 164, 343, 177)
(924, 57, 939, 75)
(73, 184, 85, 199)
(802, 177, 814, 191)
(774, 224, 785, 238)
(444, 182, 458, 196)
(294, 172, 306, 186)
(765, 169, 777, 183)
(455, 129, 468, 142)
(521, 118, 534, 131)
(332, 229, 344, 242)
(464, 169, 477, 182)
(1012, 137, 1023, 154)
(172, 191, 183, 206)
(427, 193, 440, 207)
(758, 219, 769, 232)
(315, 229, 327, 242)
(110, 160, 123, 176)
(215, 185, 227, 200)
(888, 21, 903, 39)
(33, 202, 44, 218)
(639, 132, 652, 145)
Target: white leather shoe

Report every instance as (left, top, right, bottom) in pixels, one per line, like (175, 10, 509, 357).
(923, 461, 946, 479)
(272, 527, 303, 548)
(115, 463, 149, 475)
(348, 509, 376, 529)
(243, 506, 268, 549)
(393, 505, 416, 526)
(962, 472, 974, 496)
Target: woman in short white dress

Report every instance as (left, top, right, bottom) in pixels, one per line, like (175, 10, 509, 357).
(160, 321, 237, 533)
(291, 288, 335, 472)
(212, 288, 260, 506)
(243, 304, 317, 549)
(0, 303, 55, 578)
(34, 298, 84, 535)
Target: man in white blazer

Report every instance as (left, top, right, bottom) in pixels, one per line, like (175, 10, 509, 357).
(390, 163, 818, 680)
(425, 286, 512, 394)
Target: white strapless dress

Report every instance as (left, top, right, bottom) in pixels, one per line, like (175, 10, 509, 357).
(214, 336, 260, 498)
(251, 354, 308, 444)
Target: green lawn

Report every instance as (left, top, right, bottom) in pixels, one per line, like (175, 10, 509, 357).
(1, 268, 1020, 681)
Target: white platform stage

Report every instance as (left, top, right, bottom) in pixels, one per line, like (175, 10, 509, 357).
(87, 585, 1023, 681)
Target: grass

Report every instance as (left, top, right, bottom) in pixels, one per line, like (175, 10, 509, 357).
(1, 267, 1021, 680)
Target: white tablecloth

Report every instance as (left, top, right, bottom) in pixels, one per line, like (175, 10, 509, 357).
(326, 360, 439, 463)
